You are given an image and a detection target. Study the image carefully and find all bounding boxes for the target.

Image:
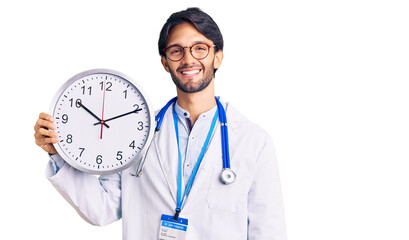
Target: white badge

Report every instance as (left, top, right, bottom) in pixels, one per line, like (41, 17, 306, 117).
(159, 214, 188, 240)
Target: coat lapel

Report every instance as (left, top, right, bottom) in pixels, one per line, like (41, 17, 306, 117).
(153, 108, 179, 203)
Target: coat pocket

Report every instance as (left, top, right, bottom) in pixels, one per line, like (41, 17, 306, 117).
(206, 167, 250, 214)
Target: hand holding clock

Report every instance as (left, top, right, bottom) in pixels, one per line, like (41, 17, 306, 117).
(34, 112, 59, 155)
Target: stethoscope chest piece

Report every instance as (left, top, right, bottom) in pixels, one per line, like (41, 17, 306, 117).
(220, 168, 236, 184)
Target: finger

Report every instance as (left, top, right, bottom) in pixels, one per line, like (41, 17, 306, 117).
(35, 135, 59, 146)
(38, 128, 59, 138)
(39, 112, 55, 122)
(35, 119, 56, 131)
(44, 137, 59, 144)
(35, 113, 55, 131)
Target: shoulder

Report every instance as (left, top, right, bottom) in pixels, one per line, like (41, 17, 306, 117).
(225, 102, 272, 150)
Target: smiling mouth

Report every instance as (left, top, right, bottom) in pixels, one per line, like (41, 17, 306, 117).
(180, 69, 202, 76)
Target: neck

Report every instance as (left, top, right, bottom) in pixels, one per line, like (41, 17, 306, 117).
(176, 81, 216, 125)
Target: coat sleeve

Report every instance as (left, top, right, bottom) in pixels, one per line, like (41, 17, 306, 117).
(46, 154, 122, 226)
(247, 135, 287, 240)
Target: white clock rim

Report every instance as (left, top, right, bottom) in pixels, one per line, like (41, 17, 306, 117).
(49, 68, 156, 175)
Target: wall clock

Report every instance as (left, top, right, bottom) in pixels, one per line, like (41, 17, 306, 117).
(49, 69, 154, 174)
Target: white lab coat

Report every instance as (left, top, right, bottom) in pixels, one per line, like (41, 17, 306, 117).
(47, 102, 287, 240)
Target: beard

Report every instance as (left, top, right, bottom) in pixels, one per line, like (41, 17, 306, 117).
(170, 62, 214, 93)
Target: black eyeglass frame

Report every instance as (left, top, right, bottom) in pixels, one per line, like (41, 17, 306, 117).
(163, 42, 216, 62)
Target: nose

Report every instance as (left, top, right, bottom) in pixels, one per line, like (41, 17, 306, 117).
(180, 47, 197, 64)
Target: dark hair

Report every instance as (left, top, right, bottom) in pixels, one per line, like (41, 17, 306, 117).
(158, 8, 224, 73)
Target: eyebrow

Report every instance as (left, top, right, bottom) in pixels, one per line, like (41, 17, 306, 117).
(165, 41, 210, 49)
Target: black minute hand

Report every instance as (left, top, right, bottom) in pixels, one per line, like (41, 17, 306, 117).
(78, 102, 110, 128)
(93, 107, 142, 125)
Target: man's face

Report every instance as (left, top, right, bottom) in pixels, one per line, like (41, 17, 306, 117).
(161, 23, 223, 93)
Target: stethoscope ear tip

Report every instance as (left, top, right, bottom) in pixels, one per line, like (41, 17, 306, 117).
(220, 168, 236, 184)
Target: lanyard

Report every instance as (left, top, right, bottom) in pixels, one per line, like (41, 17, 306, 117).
(172, 103, 219, 220)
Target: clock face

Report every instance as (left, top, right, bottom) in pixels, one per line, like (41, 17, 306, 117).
(50, 69, 154, 174)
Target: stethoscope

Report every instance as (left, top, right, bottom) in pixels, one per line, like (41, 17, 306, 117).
(133, 96, 236, 184)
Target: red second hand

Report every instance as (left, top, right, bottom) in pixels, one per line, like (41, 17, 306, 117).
(100, 79, 106, 139)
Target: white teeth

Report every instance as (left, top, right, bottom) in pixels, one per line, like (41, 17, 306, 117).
(181, 70, 200, 75)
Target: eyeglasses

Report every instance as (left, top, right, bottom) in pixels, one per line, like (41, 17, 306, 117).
(163, 43, 216, 62)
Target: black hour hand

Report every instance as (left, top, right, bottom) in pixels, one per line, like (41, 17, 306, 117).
(78, 102, 110, 128)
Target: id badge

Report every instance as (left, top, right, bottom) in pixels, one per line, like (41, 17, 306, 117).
(159, 214, 188, 240)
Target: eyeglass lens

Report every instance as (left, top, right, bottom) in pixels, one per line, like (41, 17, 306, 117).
(166, 43, 210, 61)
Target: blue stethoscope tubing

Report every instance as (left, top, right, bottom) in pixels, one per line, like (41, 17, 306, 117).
(216, 97, 229, 169)
(215, 98, 236, 184)
(134, 96, 235, 184)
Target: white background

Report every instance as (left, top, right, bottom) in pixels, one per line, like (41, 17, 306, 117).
(1, 0, 408, 239)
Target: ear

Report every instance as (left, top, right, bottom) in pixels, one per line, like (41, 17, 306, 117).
(161, 56, 170, 73)
(213, 50, 224, 70)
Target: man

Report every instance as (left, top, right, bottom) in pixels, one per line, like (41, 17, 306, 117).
(34, 7, 287, 239)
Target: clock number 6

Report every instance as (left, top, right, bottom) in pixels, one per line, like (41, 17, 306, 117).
(96, 155, 103, 164)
